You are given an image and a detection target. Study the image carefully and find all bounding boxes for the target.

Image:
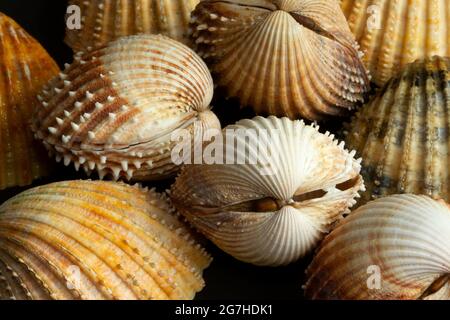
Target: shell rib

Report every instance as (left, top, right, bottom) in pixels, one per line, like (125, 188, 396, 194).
(305, 194, 450, 300)
(341, 0, 450, 87)
(0, 180, 211, 300)
(0, 13, 60, 190)
(65, 0, 200, 51)
(190, 0, 371, 121)
(170, 116, 364, 266)
(31, 34, 220, 181)
(344, 56, 450, 204)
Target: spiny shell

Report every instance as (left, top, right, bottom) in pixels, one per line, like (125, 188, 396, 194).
(190, 0, 370, 121)
(0, 180, 211, 300)
(31, 34, 220, 181)
(344, 56, 450, 204)
(305, 194, 450, 300)
(341, 0, 450, 87)
(65, 0, 200, 51)
(0, 13, 60, 190)
(170, 116, 364, 266)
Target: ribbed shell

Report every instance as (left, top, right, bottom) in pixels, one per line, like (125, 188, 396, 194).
(305, 194, 450, 300)
(344, 56, 450, 204)
(341, 0, 450, 87)
(31, 34, 220, 181)
(0, 13, 60, 190)
(0, 180, 211, 300)
(170, 116, 364, 266)
(65, 0, 200, 51)
(190, 0, 370, 121)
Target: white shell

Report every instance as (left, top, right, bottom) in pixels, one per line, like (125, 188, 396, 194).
(170, 116, 364, 266)
(305, 194, 450, 300)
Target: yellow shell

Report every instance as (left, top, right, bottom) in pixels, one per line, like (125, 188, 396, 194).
(0, 180, 211, 300)
(344, 56, 450, 204)
(190, 0, 370, 120)
(32, 34, 220, 181)
(305, 194, 450, 300)
(0, 13, 60, 190)
(341, 0, 450, 86)
(65, 0, 200, 51)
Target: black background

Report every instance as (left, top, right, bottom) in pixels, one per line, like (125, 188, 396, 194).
(0, 0, 334, 300)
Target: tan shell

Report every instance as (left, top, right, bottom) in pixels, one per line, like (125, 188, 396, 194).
(170, 116, 364, 266)
(341, 0, 450, 86)
(0, 13, 60, 190)
(344, 56, 450, 204)
(305, 194, 450, 300)
(65, 0, 200, 51)
(189, 0, 370, 121)
(0, 180, 211, 300)
(31, 34, 220, 181)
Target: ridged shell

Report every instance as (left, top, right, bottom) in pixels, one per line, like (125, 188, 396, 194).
(0, 180, 211, 300)
(341, 0, 450, 87)
(65, 0, 200, 51)
(31, 34, 220, 181)
(344, 56, 450, 204)
(190, 0, 370, 121)
(0, 13, 60, 190)
(305, 194, 450, 300)
(170, 116, 364, 266)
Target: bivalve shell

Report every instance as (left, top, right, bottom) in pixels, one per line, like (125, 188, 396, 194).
(305, 194, 450, 300)
(65, 0, 200, 51)
(190, 0, 371, 120)
(0, 180, 211, 300)
(0, 13, 60, 190)
(31, 34, 220, 181)
(170, 116, 364, 266)
(344, 56, 450, 204)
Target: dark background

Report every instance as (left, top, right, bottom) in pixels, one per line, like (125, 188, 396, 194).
(0, 0, 338, 300)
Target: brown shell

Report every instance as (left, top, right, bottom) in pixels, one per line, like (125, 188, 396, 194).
(0, 13, 60, 190)
(0, 180, 211, 300)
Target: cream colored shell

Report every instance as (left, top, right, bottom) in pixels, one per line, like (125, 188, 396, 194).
(0, 180, 211, 300)
(65, 0, 200, 51)
(32, 34, 220, 181)
(305, 194, 450, 300)
(170, 116, 364, 266)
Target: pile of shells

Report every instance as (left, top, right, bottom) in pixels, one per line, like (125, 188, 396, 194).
(0, 180, 211, 300)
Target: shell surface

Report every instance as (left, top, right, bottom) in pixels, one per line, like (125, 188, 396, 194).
(305, 194, 450, 300)
(341, 0, 450, 86)
(0, 13, 60, 190)
(190, 0, 370, 121)
(0, 180, 211, 300)
(66, 0, 200, 51)
(344, 56, 450, 204)
(170, 116, 364, 266)
(31, 34, 220, 181)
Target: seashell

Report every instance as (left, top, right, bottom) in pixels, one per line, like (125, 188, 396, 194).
(305, 194, 450, 300)
(170, 116, 364, 266)
(189, 0, 371, 121)
(340, 0, 450, 87)
(31, 34, 220, 181)
(0, 180, 211, 300)
(65, 0, 200, 51)
(344, 56, 450, 204)
(0, 13, 60, 190)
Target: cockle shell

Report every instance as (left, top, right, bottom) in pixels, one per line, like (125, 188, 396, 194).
(65, 0, 200, 51)
(31, 34, 220, 181)
(344, 56, 450, 204)
(170, 116, 364, 266)
(340, 0, 450, 86)
(0, 13, 59, 190)
(305, 194, 450, 300)
(190, 0, 371, 121)
(0, 180, 211, 300)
